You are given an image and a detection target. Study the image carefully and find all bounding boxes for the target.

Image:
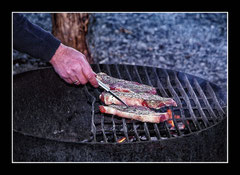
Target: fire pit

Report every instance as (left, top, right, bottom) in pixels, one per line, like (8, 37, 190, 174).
(13, 64, 227, 162)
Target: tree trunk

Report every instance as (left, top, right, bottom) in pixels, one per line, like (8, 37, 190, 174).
(51, 13, 93, 63)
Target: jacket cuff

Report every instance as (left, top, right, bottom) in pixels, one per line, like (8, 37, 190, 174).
(41, 32, 61, 62)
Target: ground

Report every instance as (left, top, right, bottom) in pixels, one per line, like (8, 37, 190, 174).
(13, 12, 227, 91)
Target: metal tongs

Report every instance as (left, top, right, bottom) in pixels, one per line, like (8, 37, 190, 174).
(96, 78, 129, 107)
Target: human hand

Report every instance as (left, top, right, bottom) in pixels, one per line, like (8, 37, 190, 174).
(49, 43, 99, 88)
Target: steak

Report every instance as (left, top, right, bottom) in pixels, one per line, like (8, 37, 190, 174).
(100, 90, 177, 109)
(96, 72, 157, 94)
(99, 104, 170, 123)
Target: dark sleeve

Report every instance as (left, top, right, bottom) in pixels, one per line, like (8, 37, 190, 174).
(13, 13, 61, 62)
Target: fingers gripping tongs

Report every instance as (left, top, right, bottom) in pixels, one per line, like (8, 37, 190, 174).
(96, 78, 129, 107)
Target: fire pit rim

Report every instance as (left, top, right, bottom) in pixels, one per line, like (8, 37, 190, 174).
(13, 64, 225, 90)
(13, 65, 227, 145)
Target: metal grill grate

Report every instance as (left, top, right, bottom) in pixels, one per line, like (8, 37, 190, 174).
(84, 64, 227, 143)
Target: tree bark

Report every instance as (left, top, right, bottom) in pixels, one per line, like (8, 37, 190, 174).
(51, 13, 93, 63)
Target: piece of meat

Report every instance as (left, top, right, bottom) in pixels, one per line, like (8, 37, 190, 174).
(99, 104, 170, 123)
(100, 90, 177, 109)
(96, 72, 157, 94)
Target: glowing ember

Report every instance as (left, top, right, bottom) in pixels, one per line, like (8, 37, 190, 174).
(117, 137, 126, 143)
(167, 109, 175, 129)
(174, 115, 181, 119)
(166, 109, 185, 130)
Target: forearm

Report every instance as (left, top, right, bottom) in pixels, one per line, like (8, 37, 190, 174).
(13, 13, 61, 62)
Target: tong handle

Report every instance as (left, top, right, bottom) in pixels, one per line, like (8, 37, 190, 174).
(96, 78, 129, 107)
(96, 78, 110, 91)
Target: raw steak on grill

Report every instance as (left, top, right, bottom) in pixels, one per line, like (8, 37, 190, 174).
(99, 105, 170, 123)
(96, 72, 157, 94)
(100, 90, 177, 109)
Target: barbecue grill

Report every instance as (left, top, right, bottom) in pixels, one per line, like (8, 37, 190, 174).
(13, 64, 227, 162)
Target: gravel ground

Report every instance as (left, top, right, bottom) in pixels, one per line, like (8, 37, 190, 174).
(13, 12, 227, 91)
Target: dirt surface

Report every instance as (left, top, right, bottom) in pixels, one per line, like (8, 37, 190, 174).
(13, 13, 227, 91)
